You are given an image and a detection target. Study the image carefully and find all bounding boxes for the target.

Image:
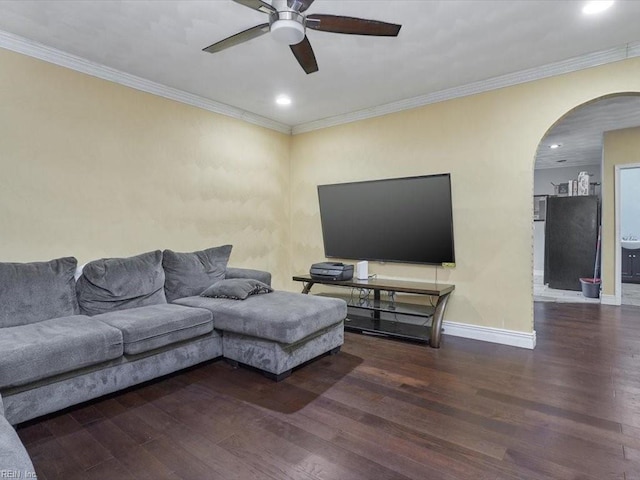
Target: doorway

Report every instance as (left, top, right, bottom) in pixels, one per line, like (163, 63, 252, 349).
(533, 94, 640, 303)
(533, 167, 601, 303)
(617, 165, 640, 306)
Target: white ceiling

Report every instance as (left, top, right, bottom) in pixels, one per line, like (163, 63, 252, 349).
(536, 94, 640, 169)
(1, 0, 640, 163)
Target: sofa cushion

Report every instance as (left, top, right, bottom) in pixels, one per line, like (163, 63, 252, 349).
(162, 245, 232, 302)
(0, 316, 124, 389)
(174, 291, 347, 344)
(94, 304, 214, 355)
(201, 278, 273, 300)
(76, 250, 166, 316)
(0, 257, 79, 328)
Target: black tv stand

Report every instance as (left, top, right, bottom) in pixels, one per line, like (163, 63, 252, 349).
(292, 275, 454, 348)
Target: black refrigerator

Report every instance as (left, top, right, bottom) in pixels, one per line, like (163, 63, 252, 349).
(544, 195, 600, 291)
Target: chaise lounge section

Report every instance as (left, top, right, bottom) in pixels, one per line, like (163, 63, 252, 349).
(175, 291, 345, 381)
(165, 245, 345, 381)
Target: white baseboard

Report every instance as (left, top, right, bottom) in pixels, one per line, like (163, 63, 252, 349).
(600, 294, 621, 306)
(443, 321, 536, 349)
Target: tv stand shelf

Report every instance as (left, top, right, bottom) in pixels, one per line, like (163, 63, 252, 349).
(292, 275, 454, 348)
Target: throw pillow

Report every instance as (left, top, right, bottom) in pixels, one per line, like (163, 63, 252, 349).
(162, 245, 232, 302)
(200, 278, 273, 300)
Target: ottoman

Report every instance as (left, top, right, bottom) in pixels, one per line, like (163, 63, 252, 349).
(174, 291, 346, 381)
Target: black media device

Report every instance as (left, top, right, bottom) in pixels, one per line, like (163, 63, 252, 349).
(310, 262, 354, 281)
(317, 174, 455, 265)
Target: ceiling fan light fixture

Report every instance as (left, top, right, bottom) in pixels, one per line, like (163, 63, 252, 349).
(271, 19, 305, 45)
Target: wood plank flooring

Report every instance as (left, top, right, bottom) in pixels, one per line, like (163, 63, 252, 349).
(623, 283, 640, 306)
(16, 302, 640, 479)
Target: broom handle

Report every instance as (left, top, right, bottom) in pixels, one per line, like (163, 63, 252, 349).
(594, 225, 601, 280)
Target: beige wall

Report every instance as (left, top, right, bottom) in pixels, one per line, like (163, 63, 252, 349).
(0, 49, 292, 287)
(3, 45, 640, 335)
(602, 126, 640, 296)
(290, 57, 640, 333)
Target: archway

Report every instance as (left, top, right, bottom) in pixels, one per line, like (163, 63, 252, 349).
(532, 92, 640, 304)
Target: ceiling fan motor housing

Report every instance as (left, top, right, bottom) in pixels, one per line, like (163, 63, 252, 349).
(269, 11, 306, 45)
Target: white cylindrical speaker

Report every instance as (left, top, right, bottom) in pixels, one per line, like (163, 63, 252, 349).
(356, 261, 369, 280)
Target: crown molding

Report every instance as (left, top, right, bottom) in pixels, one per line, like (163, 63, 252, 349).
(292, 41, 640, 135)
(0, 29, 292, 135)
(2, 28, 639, 138)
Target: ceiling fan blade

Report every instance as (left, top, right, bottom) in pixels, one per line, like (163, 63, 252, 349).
(203, 23, 270, 53)
(232, 0, 276, 15)
(287, 0, 315, 13)
(290, 36, 318, 74)
(307, 14, 401, 36)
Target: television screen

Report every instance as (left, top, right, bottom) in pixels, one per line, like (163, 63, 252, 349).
(317, 174, 455, 265)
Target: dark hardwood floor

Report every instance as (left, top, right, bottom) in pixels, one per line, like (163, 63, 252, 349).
(16, 302, 640, 479)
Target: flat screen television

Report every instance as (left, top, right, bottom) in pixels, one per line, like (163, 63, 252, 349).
(317, 174, 455, 265)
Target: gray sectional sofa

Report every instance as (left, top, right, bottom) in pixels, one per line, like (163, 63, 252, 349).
(0, 246, 346, 475)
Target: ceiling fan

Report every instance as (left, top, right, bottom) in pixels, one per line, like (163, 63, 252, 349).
(203, 0, 402, 74)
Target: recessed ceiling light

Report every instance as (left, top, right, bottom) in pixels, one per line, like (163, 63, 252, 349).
(582, 1, 614, 15)
(549, 143, 562, 149)
(275, 95, 292, 106)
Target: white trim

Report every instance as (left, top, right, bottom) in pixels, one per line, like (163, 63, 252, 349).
(292, 42, 640, 135)
(600, 294, 621, 306)
(614, 162, 640, 306)
(443, 321, 536, 350)
(629, 43, 640, 57)
(533, 269, 544, 285)
(2, 28, 639, 136)
(615, 165, 623, 306)
(0, 30, 292, 135)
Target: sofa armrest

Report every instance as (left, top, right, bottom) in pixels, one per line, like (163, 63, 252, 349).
(225, 267, 272, 287)
(0, 411, 37, 478)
